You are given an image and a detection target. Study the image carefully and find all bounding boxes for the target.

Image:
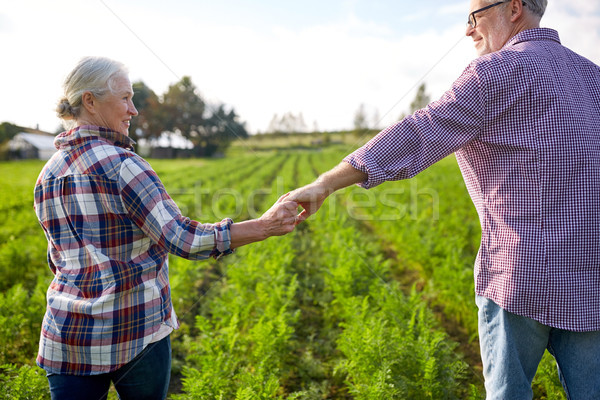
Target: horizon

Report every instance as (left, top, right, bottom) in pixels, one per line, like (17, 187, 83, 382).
(1, 0, 599, 134)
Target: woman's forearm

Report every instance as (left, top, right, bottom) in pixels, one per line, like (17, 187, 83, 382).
(228, 199, 298, 249)
(229, 219, 267, 249)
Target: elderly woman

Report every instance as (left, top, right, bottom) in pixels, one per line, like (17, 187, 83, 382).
(34, 56, 298, 400)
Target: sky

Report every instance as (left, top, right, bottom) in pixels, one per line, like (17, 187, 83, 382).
(1, 0, 599, 134)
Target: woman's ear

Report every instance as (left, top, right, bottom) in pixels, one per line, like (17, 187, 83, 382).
(81, 91, 96, 115)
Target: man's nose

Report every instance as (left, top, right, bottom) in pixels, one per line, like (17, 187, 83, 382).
(466, 24, 475, 36)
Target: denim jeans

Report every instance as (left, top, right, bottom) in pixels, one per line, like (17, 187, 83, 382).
(476, 295, 600, 399)
(47, 335, 171, 400)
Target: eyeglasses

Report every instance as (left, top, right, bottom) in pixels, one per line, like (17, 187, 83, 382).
(467, 1, 509, 28)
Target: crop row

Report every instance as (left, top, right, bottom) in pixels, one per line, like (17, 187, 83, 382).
(0, 148, 564, 398)
(162, 149, 479, 398)
(309, 150, 564, 398)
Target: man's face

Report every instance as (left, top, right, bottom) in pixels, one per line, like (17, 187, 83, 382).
(466, 0, 512, 56)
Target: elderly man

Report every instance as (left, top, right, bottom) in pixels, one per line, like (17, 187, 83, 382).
(286, 0, 600, 398)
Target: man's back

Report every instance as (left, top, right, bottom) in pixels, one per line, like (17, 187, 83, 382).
(456, 28, 600, 331)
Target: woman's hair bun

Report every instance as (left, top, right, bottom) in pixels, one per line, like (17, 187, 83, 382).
(56, 97, 75, 120)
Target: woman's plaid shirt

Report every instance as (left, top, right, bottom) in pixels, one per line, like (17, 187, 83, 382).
(34, 126, 233, 375)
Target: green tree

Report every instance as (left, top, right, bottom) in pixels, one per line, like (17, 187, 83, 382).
(130, 81, 165, 141)
(353, 103, 369, 137)
(409, 83, 431, 113)
(398, 83, 432, 121)
(0, 122, 21, 143)
(131, 77, 248, 157)
(162, 76, 206, 140)
(198, 104, 248, 156)
(267, 112, 307, 134)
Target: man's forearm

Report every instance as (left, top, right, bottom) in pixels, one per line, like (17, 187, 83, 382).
(316, 161, 368, 193)
(287, 161, 369, 222)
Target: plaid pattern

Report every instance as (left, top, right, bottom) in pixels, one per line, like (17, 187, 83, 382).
(345, 29, 600, 331)
(34, 126, 233, 375)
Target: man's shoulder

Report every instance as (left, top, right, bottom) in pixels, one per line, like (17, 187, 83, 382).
(463, 51, 524, 85)
(466, 43, 554, 82)
(469, 28, 560, 68)
(473, 36, 599, 79)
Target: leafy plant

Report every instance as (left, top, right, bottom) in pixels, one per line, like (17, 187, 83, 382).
(0, 364, 49, 400)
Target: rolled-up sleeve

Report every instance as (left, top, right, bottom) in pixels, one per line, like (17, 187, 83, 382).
(344, 63, 485, 189)
(118, 157, 233, 260)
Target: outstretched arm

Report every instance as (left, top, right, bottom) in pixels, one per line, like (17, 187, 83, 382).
(286, 161, 367, 223)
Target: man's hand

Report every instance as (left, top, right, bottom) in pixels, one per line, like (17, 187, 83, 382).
(284, 182, 332, 224)
(284, 161, 368, 224)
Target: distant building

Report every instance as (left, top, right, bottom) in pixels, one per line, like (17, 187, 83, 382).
(137, 131, 194, 158)
(8, 132, 56, 160)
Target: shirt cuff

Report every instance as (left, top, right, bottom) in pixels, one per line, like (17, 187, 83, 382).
(343, 147, 386, 189)
(212, 218, 234, 259)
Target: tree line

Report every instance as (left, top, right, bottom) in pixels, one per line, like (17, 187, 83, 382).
(130, 76, 248, 157)
(1, 82, 432, 159)
(0, 122, 21, 144)
(0, 76, 249, 158)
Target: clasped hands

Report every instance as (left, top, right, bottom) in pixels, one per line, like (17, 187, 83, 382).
(259, 181, 331, 237)
(260, 162, 364, 237)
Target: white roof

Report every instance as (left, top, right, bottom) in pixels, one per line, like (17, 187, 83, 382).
(138, 131, 194, 149)
(13, 132, 56, 151)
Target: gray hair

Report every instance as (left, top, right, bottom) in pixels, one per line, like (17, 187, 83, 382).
(483, 0, 547, 18)
(522, 0, 547, 18)
(56, 56, 128, 128)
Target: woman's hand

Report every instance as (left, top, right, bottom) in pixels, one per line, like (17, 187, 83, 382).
(228, 196, 298, 249)
(257, 196, 299, 237)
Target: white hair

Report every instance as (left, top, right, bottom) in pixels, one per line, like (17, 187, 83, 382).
(56, 56, 128, 129)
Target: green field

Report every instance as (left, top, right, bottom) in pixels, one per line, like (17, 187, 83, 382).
(0, 143, 566, 399)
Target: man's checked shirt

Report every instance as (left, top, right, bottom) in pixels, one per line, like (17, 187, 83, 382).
(34, 125, 233, 375)
(345, 29, 600, 331)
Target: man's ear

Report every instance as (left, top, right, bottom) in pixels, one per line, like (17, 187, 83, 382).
(510, 0, 524, 22)
(81, 91, 97, 115)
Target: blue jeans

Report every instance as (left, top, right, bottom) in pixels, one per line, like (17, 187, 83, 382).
(47, 335, 171, 400)
(476, 295, 600, 399)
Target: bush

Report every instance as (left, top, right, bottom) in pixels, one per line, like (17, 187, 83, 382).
(0, 280, 48, 365)
(0, 364, 49, 400)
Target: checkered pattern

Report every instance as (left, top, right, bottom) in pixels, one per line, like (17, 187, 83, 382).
(34, 125, 233, 375)
(345, 29, 600, 332)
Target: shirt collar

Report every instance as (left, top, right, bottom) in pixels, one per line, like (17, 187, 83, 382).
(502, 27, 561, 50)
(54, 125, 137, 151)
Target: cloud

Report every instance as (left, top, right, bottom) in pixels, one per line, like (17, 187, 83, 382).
(0, 14, 14, 33)
(185, 20, 473, 132)
(0, 0, 598, 134)
(543, 0, 600, 64)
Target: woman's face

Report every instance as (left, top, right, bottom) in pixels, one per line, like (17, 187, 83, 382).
(93, 74, 138, 136)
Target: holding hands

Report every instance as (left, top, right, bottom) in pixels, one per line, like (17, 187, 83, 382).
(283, 182, 332, 224)
(230, 161, 367, 249)
(229, 194, 298, 249)
(285, 161, 368, 224)
(257, 195, 300, 237)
